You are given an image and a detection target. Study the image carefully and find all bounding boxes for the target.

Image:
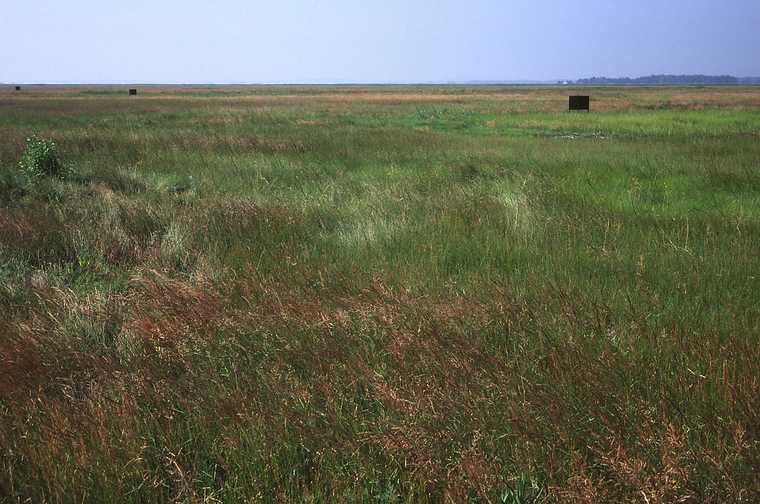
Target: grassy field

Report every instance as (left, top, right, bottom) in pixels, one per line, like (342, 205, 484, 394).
(1, 85, 759, 503)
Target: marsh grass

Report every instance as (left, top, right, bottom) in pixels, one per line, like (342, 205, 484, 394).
(1, 85, 759, 502)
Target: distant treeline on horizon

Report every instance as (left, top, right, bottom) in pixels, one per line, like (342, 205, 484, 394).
(574, 74, 760, 85)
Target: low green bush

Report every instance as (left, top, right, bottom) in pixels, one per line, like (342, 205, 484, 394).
(18, 135, 68, 180)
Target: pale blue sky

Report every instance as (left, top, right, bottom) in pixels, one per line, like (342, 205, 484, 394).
(2, 0, 759, 83)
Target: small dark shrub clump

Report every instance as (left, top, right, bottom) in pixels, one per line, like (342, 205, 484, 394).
(18, 136, 68, 180)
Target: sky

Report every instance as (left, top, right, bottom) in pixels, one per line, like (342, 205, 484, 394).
(2, 0, 759, 84)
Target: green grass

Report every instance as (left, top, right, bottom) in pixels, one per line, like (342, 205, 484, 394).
(1, 85, 759, 503)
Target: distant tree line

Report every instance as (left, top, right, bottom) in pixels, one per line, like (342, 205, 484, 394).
(574, 74, 760, 85)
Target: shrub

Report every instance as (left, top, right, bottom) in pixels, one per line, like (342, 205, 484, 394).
(18, 135, 68, 180)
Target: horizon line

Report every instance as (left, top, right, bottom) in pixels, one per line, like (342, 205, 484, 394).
(5, 79, 760, 86)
